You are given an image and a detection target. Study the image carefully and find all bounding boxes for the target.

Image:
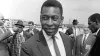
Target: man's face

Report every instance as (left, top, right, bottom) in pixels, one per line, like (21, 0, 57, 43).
(12, 25, 23, 33)
(84, 27, 90, 34)
(18, 27, 23, 33)
(29, 24, 33, 30)
(88, 19, 98, 33)
(40, 7, 63, 36)
(0, 16, 4, 26)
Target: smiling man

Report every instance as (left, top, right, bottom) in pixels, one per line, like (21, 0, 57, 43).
(20, 0, 72, 56)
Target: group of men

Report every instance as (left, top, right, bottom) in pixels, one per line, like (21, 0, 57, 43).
(0, 0, 100, 56)
(0, 15, 39, 56)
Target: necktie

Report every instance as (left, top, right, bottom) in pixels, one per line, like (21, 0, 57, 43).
(83, 34, 86, 46)
(52, 36, 61, 56)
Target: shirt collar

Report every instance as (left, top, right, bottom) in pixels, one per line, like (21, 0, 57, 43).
(96, 28, 100, 35)
(20, 31, 23, 36)
(42, 30, 51, 41)
(42, 30, 60, 41)
(83, 33, 90, 39)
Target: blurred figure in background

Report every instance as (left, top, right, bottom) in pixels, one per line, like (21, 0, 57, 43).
(75, 26, 96, 56)
(0, 14, 12, 56)
(58, 24, 68, 33)
(89, 13, 100, 56)
(23, 21, 39, 40)
(10, 20, 25, 56)
(65, 19, 83, 38)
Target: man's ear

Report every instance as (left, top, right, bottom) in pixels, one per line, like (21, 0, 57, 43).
(60, 16, 64, 25)
(61, 16, 64, 23)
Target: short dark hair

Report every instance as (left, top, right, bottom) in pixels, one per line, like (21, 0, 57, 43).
(96, 14, 100, 23)
(28, 21, 34, 25)
(88, 13, 100, 22)
(41, 0, 63, 15)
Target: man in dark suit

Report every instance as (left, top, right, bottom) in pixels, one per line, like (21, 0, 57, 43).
(23, 21, 39, 40)
(20, 0, 73, 56)
(88, 13, 100, 56)
(75, 27, 96, 56)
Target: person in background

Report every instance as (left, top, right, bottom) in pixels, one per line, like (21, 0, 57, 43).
(58, 24, 68, 33)
(20, 0, 73, 56)
(23, 21, 39, 40)
(65, 19, 83, 39)
(75, 26, 96, 56)
(0, 14, 12, 56)
(88, 13, 100, 56)
(9, 20, 25, 56)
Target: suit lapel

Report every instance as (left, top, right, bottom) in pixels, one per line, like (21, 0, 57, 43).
(36, 31, 51, 56)
(79, 35, 83, 46)
(84, 33, 93, 45)
(59, 32, 70, 55)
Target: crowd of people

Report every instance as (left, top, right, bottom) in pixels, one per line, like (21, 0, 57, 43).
(0, 0, 100, 56)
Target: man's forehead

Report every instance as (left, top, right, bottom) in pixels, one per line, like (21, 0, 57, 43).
(41, 7, 61, 15)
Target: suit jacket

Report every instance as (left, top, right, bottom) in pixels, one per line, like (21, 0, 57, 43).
(89, 30, 100, 56)
(0, 27, 10, 56)
(23, 28, 39, 40)
(20, 31, 73, 56)
(75, 33, 96, 56)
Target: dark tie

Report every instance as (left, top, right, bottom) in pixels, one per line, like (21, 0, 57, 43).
(83, 34, 86, 46)
(52, 36, 61, 56)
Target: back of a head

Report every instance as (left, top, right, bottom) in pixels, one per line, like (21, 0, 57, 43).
(88, 13, 100, 22)
(41, 0, 63, 15)
(96, 14, 100, 23)
(28, 21, 34, 25)
(72, 19, 78, 25)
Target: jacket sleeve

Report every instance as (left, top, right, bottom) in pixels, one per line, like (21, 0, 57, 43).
(75, 36, 81, 56)
(0, 29, 12, 41)
(20, 43, 30, 56)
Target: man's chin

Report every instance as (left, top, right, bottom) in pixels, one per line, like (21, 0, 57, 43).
(46, 32, 55, 36)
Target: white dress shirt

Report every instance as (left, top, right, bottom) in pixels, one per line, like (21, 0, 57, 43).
(73, 27, 83, 37)
(42, 30, 66, 56)
(96, 28, 100, 35)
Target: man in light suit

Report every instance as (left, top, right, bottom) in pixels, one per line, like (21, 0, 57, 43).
(20, 0, 73, 56)
(75, 27, 96, 56)
(23, 21, 39, 40)
(0, 15, 12, 56)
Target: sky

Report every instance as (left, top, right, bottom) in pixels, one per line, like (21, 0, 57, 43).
(0, 0, 100, 25)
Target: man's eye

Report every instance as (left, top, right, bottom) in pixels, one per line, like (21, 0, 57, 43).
(51, 16, 59, 21)
(41, 16, 48, 20)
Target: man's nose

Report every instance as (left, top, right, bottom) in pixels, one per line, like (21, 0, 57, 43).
(47, 18, 53, 26)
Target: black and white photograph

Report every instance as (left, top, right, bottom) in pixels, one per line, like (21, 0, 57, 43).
(0, 0, 100, 56)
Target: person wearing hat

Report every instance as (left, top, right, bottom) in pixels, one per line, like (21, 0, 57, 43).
(65, 19, 84, 55)
(8, 20, 25, 56)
